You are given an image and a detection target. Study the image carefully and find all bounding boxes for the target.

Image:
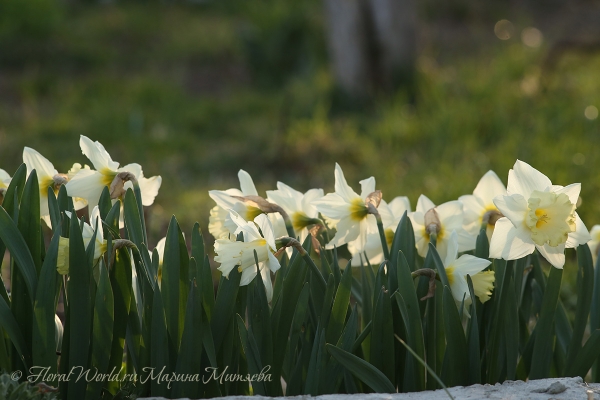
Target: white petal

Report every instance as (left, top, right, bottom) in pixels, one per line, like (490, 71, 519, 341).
(238, 169, 258, 196)
(138, 175, 162, 206)
(229, 210, 262, 241)
(301, 188, 324, 217)
(444, 231, 459, 267)
(359, 177, 376, 199)
(436, 200, 463, 231)
(65, 169, 106, 210)
(452, 254, 492, 275)
(240, 265, 258, 286)
(267, 250, 281, 273)
(254, 214, 276, 250)
(0, 169, 10, 181)
(456, 228, 477, 252)
(209, 190, 242, 210)
(536, 243, 566, 269)
(376, 200, 395, 228)
(80, 135, 119, 171)
(325, 216, 361, 250)
(489, 217, 535, 260)
(554, 183, 581, 206)
(334, 163, 360, 201)
(260, 263, 274, 302)
(266, 189, 299, 215)
(416, 194, 436, 213)
(313, 193, 352, 220)
(458, 194, 485, 235)
(388, 196, 411, 217)
(119, 163, 143, 179)
(23, 147, 57, 179)
(566, 212, 591, 248)
(473, 170, 507, 204)
(493, 194, 528, 226)
(450, 274, 470, 303)
(507, 160, 552, 198)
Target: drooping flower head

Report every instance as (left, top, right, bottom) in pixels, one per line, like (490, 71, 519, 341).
(444, 231, 494, 307)
(266, 182, 324, 242)
(66, 135, 162, 213)
(23, 147, 88, 226)
(459, 170, 507, 240)
(312, 163, 379, 253)
(209, 170, 287, 240)
(349, 196, 411, 266)
(213, 211, 281, 301)
(489, 160, 591, 268)
(409, 194, 475, 260)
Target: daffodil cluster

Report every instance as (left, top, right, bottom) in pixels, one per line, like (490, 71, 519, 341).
(210, 160, 593, 309)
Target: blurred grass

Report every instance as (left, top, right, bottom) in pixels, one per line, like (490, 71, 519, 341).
(0, 0, 599, 264)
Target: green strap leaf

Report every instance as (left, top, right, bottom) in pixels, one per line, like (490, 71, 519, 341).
(370, 287, 395, 384)
(0, 202, 38, 302)
(389, 211, 416, 270)
(86, 261, 114, 400)
(67, 214, 93, 400)
(565, 245, 594, 375)
(441, 285, 468, 387)
(529, 264, 562, 379)
(32, 230, 61, 385)
(326, 263, 353, 345)
(326, 344, 396, 393)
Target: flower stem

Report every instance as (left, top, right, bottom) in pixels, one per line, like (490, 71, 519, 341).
(375, 213, 390, 262)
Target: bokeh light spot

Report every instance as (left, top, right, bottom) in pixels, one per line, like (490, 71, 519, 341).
(572, 153, 585, 166)
(585, 105, 598, 120)
(521, 27, 543, 48)
(494, 20, 514, 40)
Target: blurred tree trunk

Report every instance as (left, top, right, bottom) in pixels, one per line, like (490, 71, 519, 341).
(323, 0, 416, 99)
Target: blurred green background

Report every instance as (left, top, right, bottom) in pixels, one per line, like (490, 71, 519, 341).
(1, 0, 599, 255)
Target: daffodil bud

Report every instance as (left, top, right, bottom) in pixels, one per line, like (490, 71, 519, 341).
(424, 208, 441, 236)
(109, 171, 138, 200)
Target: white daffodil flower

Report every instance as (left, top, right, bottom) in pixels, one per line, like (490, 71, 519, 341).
(266, 182, 324, 242)
(409, 194, 475, 260)
(214, 211, 281, 301)
(312, 163, 378, 253)
(65, 135, 162, 213)
(348, 196, 411, 266)
(23, 147, 87, 227)
(0, 169, 10, 190)
(57, 206, 107, 275)
(489, 160, 591, 269)
(444, 231, 494, 307)
(588, 225, 600, 266)
(0, 169, 11, 205)
(208, 170, 287, 239)
(459, 170, 507, 241)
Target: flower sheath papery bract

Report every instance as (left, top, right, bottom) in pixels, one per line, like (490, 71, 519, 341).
(489, 160, 591, 268)
(349, 196, 411, 266)
(444, 231, 494, 307)
(459, 170, 507, 240)
(409, 194, 475, 260)
(214, 211, 281, 301)
(209, 169, 287, 240)
(266, 182, 324, 242)
(65, 135, 162, 213)
(312, 163, 378, 253)
(57, 206, 107, 275)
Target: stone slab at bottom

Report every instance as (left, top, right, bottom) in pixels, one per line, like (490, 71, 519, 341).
(140, 377, 600, 400)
